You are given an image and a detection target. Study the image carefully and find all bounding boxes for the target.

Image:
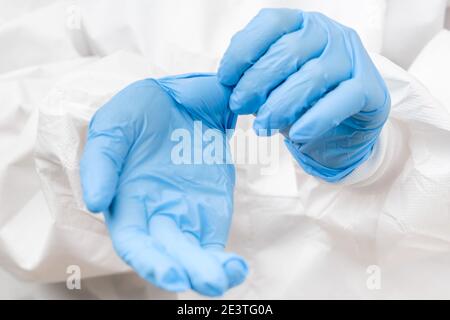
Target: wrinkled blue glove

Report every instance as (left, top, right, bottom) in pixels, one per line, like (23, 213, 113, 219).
(80, 74, 247, 296)
(219, 9, 390, 182)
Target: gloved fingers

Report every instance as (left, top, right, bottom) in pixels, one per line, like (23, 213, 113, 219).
(106, 195, 190, 292)
(218, 8, 303, 86)
(253, 51, 351, 134)
(80, 129, 130, 213)
(178, 235, 248, 290)
(206, 248, 249, 289)
(148, 214, 229, 297)
(289, 79, 366, 143)
(229, 15, 327, 114)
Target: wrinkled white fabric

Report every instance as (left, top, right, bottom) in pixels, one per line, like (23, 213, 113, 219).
(0, 0, 449, 299)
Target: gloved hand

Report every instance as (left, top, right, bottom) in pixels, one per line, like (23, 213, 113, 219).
(219, 9, 390, 182)
(80, 73, 247, 296)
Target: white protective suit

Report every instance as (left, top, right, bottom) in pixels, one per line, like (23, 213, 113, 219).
(0, 0, 449, 299)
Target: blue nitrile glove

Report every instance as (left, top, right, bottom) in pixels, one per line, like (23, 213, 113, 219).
(80, 74, 247, 296)
(218, 9, 390, 182)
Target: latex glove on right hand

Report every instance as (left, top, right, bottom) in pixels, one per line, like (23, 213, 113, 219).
(80, 74, 247, 296)
(219, 9, 391, 182)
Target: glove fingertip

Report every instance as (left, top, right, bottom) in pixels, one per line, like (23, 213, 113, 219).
(83, 190, 113, 213)
(80, 160, 118, 213)
(224, 257, 248, 288)
(288, 116, 315, 143)
(218, 56, 241, 87)
(229, 92, 243, 114)
(154, 265, 191, 292)
(288, 130, 309, 144)
(80, 140, 123, 213)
